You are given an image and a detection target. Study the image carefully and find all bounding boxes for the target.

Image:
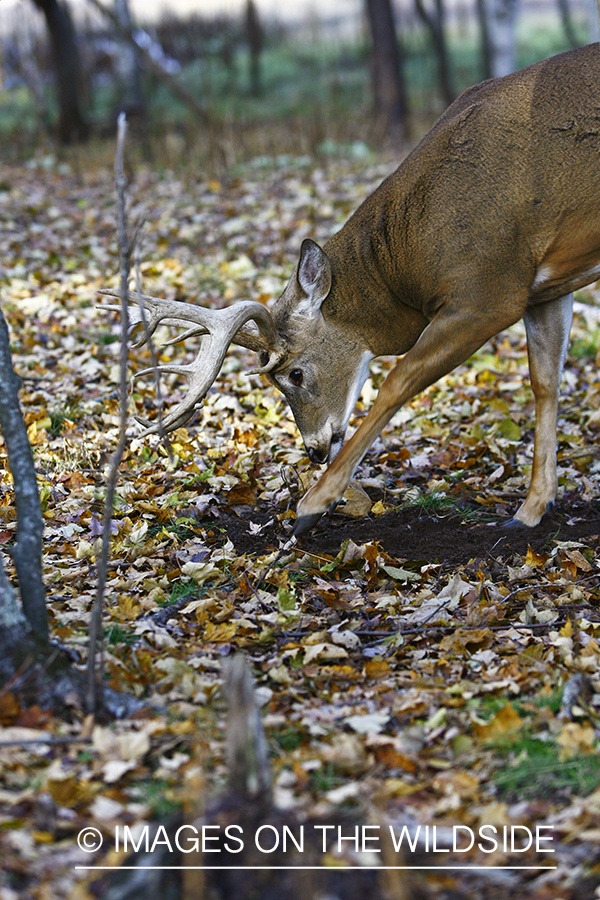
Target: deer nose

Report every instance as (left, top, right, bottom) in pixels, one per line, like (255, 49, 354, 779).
(307, 445, 329, 465)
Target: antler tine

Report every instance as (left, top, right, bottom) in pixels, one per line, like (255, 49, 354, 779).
(98, 288, 281, 351)
(232, 326, 287, 374)
(99, 287, 285, 435)
(99, 289, 213, 346)
(126, 298, 282, 436)
(102, 304, 209, 348)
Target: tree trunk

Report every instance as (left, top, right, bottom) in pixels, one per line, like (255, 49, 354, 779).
(0, 307, 48, 645)
(246, 0, 263, 97)
(587, 0, 600, 41)
(476, 0, 518, 79)
(556, 0, 579, 47)
(114, 0, 145, 117)
(31, 0, 88, 143)
(0, 553, 36, 687)
(414, 0, 454, 106)
(364, 0, 409, 146)
(476, 0, 492, 78)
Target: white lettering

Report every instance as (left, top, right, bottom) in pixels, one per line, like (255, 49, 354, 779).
(511, 826, 533, 852)
(150, 825, 173, 854)
(337, 826, 360, 852)
(282, 825, 304, 853)
(175, 825, 199, 854)
(255, 825, 279, 853)
(202, 825, 221, 853)
(225, 825, 244, 853)
(361, 825, 381, 852)
(536, 826, 555, 853)
(477, 825, 498, 853)
(314, 825, 335, 852)
(388, 824, 421, 854)
(432, 826, 449, 853)
(116, 825, 150, 854)
(453, 826, 474, 853)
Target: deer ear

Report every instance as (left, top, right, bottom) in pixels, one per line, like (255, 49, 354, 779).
(295, 239, 332, 317)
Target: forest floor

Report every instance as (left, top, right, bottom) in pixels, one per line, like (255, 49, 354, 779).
(1, 147, 600, 899)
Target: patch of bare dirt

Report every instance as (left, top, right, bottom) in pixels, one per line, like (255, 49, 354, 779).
(203, 495, 600, 565)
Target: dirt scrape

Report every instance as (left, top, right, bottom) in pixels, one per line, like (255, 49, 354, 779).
(203, 495, 600, 565)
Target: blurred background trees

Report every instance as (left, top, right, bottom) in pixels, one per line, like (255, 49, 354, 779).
(0, 0, 596, 165)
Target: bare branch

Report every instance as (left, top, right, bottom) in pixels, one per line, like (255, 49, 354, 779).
(223, 654, 271, 801)
(87, 0, 213, 127)
(87, 113, 131, 715)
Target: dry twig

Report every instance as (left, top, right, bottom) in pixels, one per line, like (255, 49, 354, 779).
(86, 113, 132, 715)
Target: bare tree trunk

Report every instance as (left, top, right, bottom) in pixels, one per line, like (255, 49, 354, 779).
(414, 0, 454, 106)
(0, 553, 35, 687)
(31, 0, 89, 143)
(476, 0, 492, 78)
(588, 0, 600, 40)
(364, 0, 409, 146)
(0, 306, 48, 646)
(476, 0, 518, 79)
(246, 0, 263, 97)
(556, 0, 579, 47)
(114, 0, 145, 116)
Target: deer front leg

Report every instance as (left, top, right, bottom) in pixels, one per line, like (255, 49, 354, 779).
(294, 301, 525, 535)
(512, 293, 573, 526)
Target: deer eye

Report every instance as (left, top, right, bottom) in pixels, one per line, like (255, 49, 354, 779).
(289, 368, 303, 387)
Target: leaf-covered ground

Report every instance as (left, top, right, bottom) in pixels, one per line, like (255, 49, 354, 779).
(1, 149, 600, 898)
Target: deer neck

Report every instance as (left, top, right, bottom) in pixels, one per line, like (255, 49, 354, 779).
(322, 175, 429, 359)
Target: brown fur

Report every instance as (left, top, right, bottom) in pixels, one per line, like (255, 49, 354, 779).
(265, 45, 600, 531)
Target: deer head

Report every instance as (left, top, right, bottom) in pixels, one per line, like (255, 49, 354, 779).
(258, 239, 374, 464)
(100, 238, 374, 460)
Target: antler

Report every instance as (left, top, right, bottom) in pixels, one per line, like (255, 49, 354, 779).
(98, 289, 284, 435)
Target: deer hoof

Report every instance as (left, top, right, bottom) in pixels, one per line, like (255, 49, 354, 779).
(293, 512, 325, 537)
(504, 517, 530, 529)
(509, 499, 555, 528)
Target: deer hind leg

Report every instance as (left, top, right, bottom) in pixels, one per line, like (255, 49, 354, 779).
(513, 293, 574, 526)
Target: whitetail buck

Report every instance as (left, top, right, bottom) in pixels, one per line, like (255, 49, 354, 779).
(105, 44, 600, 536)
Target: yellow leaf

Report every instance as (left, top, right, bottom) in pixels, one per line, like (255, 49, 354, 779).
(269, 664, 293, 685)
(181, 561, 221, 584)
(557, 722, 595, 758)
(525, 547, 548, 567)
(497, 418, 521, 441)
(75, 539, 95, 559)
(319, 665, 363, 681)
(115, 594, 141, 621)
(341, 482, 372, 517)
(383, 778, 424, 797)
(32, 831, 55, 844)
(46, 774, 92, 807)
(303, 642, 349, 664)
(203, 621, 239, 642)
(472, 703, 523, 740)
(365, 659, 391, 679)
(561, 618, 573, 638)
(128, 521, 148, 544)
